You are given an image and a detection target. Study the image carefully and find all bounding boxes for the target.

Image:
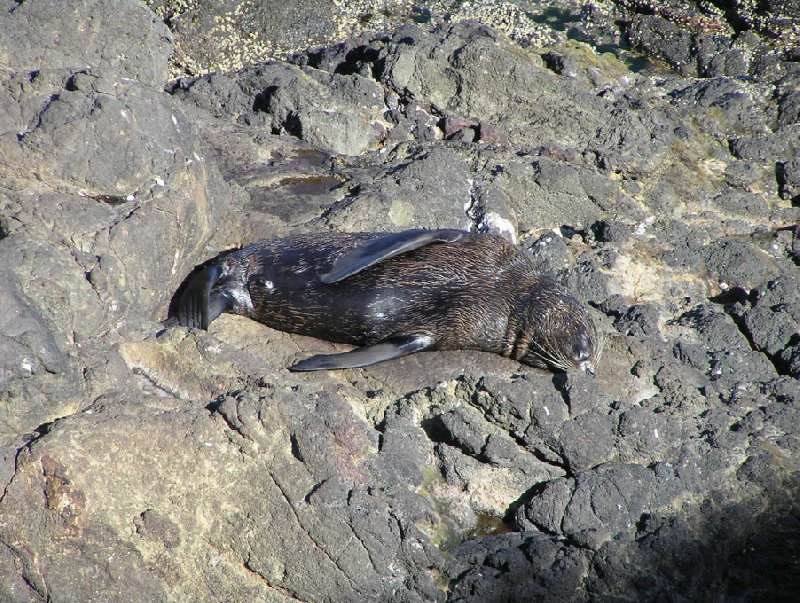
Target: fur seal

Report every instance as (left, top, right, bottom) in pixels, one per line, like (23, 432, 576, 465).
(174, 229, 599, 373)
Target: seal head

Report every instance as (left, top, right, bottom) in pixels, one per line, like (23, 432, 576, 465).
(509, 283, 599, 375)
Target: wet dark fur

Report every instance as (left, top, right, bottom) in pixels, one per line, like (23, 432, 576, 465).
(174, 231, 599, 371)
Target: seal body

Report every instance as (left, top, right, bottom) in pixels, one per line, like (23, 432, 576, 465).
(175, 229, 599, 373)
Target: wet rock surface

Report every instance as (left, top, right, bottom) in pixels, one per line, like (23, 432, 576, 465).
(2, 1, 799, 601)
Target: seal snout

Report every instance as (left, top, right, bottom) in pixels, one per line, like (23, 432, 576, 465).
(571, 329, 597, 375)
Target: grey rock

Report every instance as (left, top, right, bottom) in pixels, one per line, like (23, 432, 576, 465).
(428, 405, 489, 458)
(724, 159, 772, 191)
(779, 155, 800, 202)
(446, 532, 589, 603)
(148, 0, 340, 75)
(678, 304, 751, 352)
(669, 77, 765, 133)
(672, 339, 710, 371)
(742, 276, 800, 375)
(653, 362, 709, 409)
(614, 303, 662, 338)
(700, 238, 781, 286)
(323, 144, 473, 231)
(592, 219, 632, 243)
(514, 477, 573, 535)
(526, 231, 574, 272)
(172, 62, 387, 155)
(617, 405, 678, 461)
(557, 408, 617, 473)
(468, 373, 570, 460)
(777, 89, 800, 128)
(712, 189, 771, 216)
(744, 301, 798, 358)
(206, 387, 443, 601)
(0, 261, 87, 438)
(695, 35, 750, 78)
(726, 0, 800, 42)
(555, 371, 614, 418)
(380, 404, 434, 486)
(587, 490, 800, 602)
(0, 0, 172, 87)
(676, 304, 777, 385)
(516, 463, 659, 549)
(627, 15, 696, 76)
(261, 67, 387, 156)
(352, 22, 669, 173)
(558, 260, 615, 307)
(729, 125, 800, 164)
(17, 72, 194, 196)
(0, 266, 67, 384)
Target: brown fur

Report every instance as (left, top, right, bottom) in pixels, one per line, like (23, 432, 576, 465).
(180, 231, 599, 372)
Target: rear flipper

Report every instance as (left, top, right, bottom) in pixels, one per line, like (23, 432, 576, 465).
(177, 264, 231, 330)
(289, 334, 435, 371)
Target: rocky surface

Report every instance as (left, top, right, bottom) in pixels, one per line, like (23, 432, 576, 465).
(2, 1, 799, 602)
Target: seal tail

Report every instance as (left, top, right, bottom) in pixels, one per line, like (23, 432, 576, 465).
(177, 264, 230, 330)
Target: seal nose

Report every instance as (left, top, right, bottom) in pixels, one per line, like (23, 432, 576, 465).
(572, 341, 590, 361)
(571, 332, 596, 374)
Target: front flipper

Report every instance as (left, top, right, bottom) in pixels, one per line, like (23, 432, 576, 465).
(289, 334, 435, 371)
(320, 229, 467, 284)
(177, 264, 232, 330)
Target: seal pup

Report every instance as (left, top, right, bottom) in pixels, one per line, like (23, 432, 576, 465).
(174, 229, 599, 373)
